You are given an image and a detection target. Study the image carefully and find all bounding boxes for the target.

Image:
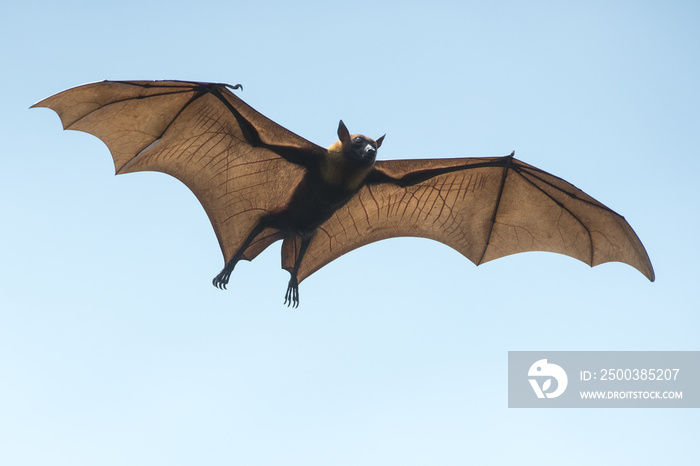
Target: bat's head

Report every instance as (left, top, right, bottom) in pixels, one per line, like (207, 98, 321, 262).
(335, 120, 385, 168)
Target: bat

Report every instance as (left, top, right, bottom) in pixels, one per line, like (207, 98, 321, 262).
(33, 80, 655, 307)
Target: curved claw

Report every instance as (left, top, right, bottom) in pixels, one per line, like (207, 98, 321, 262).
(284, 278, 299, 308)
(212, 264, 234, 290)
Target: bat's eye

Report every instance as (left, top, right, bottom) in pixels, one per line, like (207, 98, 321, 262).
(352, 137, 364, 146)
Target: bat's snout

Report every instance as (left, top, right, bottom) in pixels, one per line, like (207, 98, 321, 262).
(344, 135, 378, 167)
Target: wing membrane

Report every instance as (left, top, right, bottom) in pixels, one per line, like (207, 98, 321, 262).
(34, 80, 319, 262)
(284, 156, 654, 283)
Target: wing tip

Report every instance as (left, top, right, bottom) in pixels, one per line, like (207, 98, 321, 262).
(594, 258, 655, 282)
(30, 99, 73, 131)
(644, 264, 656, 282)
(632, 262, 655, 282)
(30, 98, 53, 110)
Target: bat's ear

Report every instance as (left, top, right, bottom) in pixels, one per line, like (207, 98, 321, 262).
(337, 120, 351, 144)
(375, 134, 385, 148)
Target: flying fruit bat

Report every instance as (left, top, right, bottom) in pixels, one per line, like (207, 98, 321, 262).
(33, 81, 655, 307)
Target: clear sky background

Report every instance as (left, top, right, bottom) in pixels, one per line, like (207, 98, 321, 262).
(2, 1, 698, 464)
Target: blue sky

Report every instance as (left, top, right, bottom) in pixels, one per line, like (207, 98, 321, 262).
(1, 1, 698, 464)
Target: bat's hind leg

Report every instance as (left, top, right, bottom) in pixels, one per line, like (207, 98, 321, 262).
(212, 222, 267, 290)
(283, 235, 313, 308)
(284, 276, 299, 308)
(212, 262, 235, 290)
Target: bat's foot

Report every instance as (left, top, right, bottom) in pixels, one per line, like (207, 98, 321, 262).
(212, 263, 235, 290)
(284, 277, 299, 308)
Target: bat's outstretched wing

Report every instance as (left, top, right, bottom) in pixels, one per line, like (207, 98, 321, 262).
(282, 154, 654, 283)
(34, 80, 325, 263)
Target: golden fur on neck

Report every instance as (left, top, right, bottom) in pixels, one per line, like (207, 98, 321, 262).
(321, 137, 375, 191)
